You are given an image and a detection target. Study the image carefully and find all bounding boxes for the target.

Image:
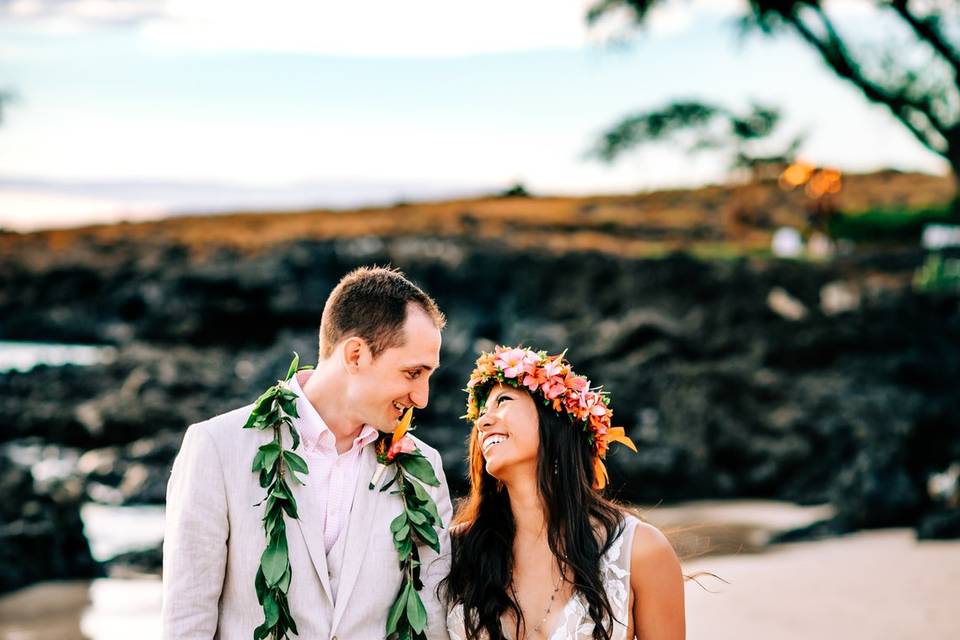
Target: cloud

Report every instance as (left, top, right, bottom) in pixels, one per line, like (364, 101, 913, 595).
(1, 0, 753, 57)
(0, 0, 165, 28)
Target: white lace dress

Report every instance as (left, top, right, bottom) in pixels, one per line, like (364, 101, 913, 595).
(446, 515, 639, 640)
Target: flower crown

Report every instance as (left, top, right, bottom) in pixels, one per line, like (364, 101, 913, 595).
(464, 345, 636, 489)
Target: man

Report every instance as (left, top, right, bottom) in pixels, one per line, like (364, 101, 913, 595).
(162, 266, 452, 639)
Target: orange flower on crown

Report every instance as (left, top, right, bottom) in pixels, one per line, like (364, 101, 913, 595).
(463, 345, 637, 489)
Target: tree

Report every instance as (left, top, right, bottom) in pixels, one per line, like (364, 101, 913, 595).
(588, 0, 960, 187)
(589, 99, 804, 181)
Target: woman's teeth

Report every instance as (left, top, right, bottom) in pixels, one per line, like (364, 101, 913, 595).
(482, 435, 507, 453)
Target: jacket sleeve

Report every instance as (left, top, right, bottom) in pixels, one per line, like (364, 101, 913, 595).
(423, 446, 454, 640)
(161, 423, 229, 639)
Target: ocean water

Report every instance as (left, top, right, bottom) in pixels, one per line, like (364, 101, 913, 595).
(0, 341, 117, 373)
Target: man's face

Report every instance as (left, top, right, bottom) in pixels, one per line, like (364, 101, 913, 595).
(346, 304, 442, 432)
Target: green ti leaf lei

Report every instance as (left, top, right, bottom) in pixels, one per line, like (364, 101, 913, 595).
(243, 353, 311, 640)
(370, 409, 444, 640)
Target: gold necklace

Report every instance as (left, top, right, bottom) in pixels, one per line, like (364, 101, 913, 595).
(511, 567, 565, 640)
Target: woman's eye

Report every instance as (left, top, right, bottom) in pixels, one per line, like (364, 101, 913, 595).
(497, 396, 511, 405)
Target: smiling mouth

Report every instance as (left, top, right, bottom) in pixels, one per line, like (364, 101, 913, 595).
(392, 401, 407, 418)
(482, 434, 508, 454)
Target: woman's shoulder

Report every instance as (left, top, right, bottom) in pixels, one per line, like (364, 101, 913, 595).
(624, 516, 682, 588)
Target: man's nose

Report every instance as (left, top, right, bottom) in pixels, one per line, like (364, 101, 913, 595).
(409, 379, 429, 409)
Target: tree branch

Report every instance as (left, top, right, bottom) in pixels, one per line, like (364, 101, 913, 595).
(889, 0, 960, 79)
(787, 6, 949, 157)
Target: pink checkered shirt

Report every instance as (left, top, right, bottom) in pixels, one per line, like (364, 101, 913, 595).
(287, 370, 379, 554)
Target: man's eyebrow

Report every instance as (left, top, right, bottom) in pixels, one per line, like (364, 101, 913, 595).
(403, 363, 437, 372)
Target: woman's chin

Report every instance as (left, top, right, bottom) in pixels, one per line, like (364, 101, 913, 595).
(484, 458, 505, 478)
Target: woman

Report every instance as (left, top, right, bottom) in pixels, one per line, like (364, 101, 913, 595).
(443, 346, 685, 640)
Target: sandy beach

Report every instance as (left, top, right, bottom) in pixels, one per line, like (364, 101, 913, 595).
(682, 529, 960, 639)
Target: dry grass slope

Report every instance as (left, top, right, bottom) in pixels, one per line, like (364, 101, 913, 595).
(3, 170, 952, 258)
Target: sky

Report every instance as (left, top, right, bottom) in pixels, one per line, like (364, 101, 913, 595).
(0, 0, 950, 230)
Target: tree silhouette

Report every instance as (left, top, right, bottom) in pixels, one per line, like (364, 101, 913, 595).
(588, 1, 960, 186)
(589, 99, 804, 180)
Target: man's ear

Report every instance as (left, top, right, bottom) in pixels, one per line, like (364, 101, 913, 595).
(340, 337, 367, 373)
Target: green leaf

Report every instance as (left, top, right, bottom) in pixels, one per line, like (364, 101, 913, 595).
(406, 509, 427, 525)
(285, 353, 300, 381)
(271, 482, 291, 501)
(278, 564, 292, 594)
(385, 581, 411, 635)
(259, 442, 281, 471)
(251, 448, 266, 472)
(281, 493, 299, 519)
(393, 523, 410, 541)
(261, 534, 289, 587)
(409, 478, 441, 526)
(286, 603, 300, 636)
(255, 566, 267, 604)
(406, 587, 428, 634)
(252, 387, 277, 413)
(398, 455, 439, 487)
(282, 450, 309, 475)
(264, 509, 283, 538)
(396, 536, 413, 559)
(412, 520, 440, 554)
(390, 513, 407, 534)
(262, 589, 280, 628)
(280, 396, 299, 419)
(288, 424, 301, 450)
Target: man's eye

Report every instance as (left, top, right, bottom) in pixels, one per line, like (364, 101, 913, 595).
(407, 370, 421, 379)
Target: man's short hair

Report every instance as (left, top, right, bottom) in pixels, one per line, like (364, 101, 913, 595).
(319, 266, 445, 359)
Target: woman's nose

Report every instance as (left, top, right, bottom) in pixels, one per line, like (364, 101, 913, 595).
(476, 412, 494, 433)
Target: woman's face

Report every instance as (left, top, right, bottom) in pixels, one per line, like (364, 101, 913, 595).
(475, 383, 540, 480)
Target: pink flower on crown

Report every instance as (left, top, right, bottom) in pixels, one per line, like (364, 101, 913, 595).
(565, 374, 589, 394)
(542, 375, 567, 400)
(581, 391, 609, 417)
(523, 367, 549, 392)
(543, 357, 566, 378)
(564, 393, 587, 420)
(495, 348, 536, 380)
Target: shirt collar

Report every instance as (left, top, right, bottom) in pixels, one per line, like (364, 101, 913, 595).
(286, 371, 380, 452)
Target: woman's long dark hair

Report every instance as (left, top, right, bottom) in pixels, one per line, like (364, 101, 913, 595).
(441, 386, 626, 640)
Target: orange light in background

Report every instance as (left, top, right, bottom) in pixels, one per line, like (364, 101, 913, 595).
(778, 161, 843, 198)
(805, 168, 842, 198)
(779, 161, 816, 190)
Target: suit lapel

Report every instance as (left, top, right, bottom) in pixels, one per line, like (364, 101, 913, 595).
(330, 446, 381, 632)
(290, 455, 334, 606)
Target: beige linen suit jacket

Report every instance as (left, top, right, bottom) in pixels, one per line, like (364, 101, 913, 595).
(162, 404, 453, 640)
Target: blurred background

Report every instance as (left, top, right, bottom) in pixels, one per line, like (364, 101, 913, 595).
(2, 1, 959, 638)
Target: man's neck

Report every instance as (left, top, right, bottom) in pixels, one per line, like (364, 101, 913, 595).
(299, 363, 367, 455)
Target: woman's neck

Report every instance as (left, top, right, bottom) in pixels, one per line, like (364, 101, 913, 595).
(505, 473, 547, 540)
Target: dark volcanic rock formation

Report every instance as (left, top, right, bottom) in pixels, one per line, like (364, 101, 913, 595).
(0, 451, 100, 594)
(2, 236, 959, 549)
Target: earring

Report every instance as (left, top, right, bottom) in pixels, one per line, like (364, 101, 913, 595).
(496, 479, 504, 492)
(553, 460, 559, 476)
